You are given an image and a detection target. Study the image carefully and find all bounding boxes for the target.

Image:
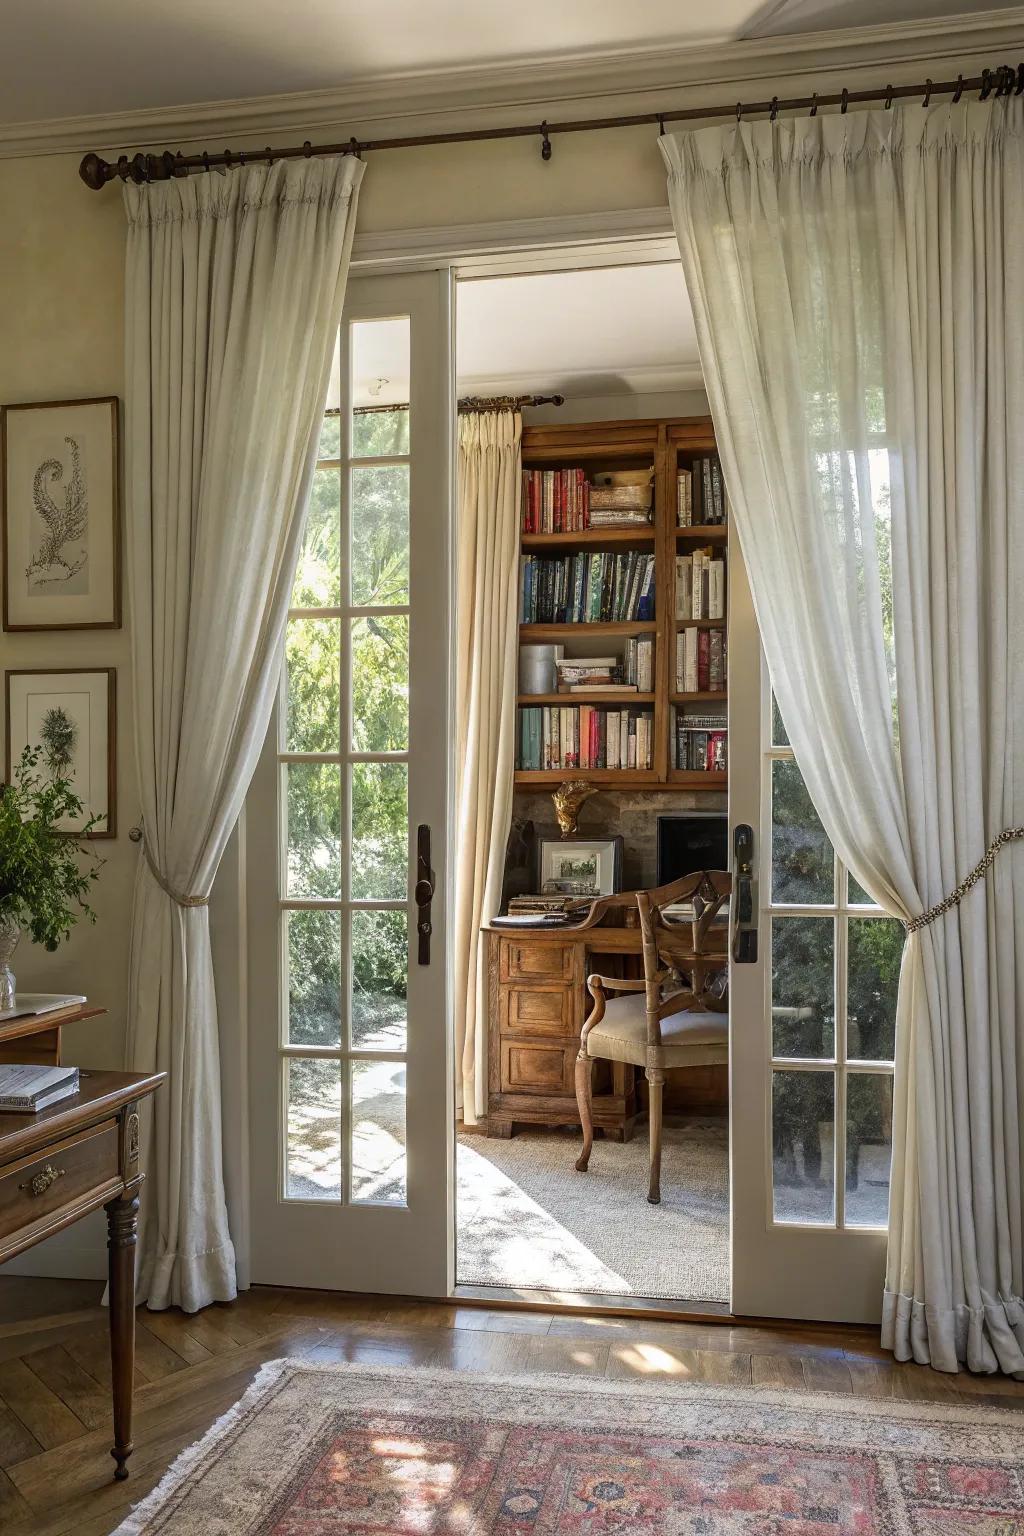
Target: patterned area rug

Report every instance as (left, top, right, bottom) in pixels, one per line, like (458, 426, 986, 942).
(116, 1360, 1024, 1534)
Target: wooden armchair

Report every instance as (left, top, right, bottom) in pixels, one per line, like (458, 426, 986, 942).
(573, 870, 730, 1205)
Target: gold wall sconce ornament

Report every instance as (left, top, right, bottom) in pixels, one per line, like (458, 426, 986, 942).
(552, 779, 599, 839)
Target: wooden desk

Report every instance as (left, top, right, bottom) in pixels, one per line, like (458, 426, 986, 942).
(0, 1069, 164, 1480)
(485, 923, 644, 1141)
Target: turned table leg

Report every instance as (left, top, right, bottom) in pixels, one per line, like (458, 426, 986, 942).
(106, 1193, 139, 1480)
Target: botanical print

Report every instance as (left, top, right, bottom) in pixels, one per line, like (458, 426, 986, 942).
(39, 705, 79, 774)
(27, 433, 89, 593)
(5, 670, 114, 837)
(2, 398, 119, 630)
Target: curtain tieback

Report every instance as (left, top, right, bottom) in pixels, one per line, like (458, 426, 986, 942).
(128, 824, 210, 908)
(906, 826, 1024, 933)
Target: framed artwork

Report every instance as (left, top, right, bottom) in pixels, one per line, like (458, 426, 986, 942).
(5, 669, 116, 837)
(1, 397, 121, 631)
(538, 836, 623, 897)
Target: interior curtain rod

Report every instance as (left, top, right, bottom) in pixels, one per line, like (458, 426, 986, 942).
(346, 393, 564, 415)
(78, 61, 1023, 191)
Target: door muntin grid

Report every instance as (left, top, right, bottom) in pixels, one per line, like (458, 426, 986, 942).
(765, 689, 901, 1232)
(278, 318, 412, 1208)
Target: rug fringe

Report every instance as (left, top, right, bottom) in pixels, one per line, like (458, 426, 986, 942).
(111, 1357, 290, 1535)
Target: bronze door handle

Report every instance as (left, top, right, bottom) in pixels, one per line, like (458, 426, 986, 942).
(415, 823, 435, 965)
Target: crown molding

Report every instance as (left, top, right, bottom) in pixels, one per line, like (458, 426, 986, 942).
(457, 363, 707, 399)
(4, 7, 1023, 160)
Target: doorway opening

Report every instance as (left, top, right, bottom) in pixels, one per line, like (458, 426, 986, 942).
(453, 261, 731, 1306)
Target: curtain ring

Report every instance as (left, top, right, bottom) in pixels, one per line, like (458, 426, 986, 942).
(980, 68, 994, 100)
(265, 145, 273, 165)
(303, 140, 313, 158)
(810, 93, 818, 117)
(348, 136, 362, 159)
(922, 79, 933, 108)
(769, 96, 779, 122)
(540, 121, 552, 161)
(952, 74, 964, 104)
(736, 100, 743, 123)
(996, 63, 1014, 96)
(657, 114, 665, 137)
(1016, 63, 1024, 95)
(223, 148, 233, 168)
(201, 150, 210, 173)
(884, 84, 894, 109)
(841, 87, 849, 114)
(238, 149, 246, 166)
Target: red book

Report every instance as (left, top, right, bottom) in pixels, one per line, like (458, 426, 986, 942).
(697, 629, 711, 692)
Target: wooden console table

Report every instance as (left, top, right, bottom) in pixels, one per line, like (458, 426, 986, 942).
(0, 1069, 165, 1480)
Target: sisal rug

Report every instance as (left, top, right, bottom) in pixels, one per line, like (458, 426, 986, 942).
(457, 1121, 729, 1301)
(115, 1359, 1024, 1534)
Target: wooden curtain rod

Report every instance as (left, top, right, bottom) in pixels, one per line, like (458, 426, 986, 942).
(79, 62, 1023, 191)
(346, 394, 564, 416)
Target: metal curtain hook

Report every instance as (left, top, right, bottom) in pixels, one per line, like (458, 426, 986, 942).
(810, 93, 818, 117)
(265, 145, 273, 165)
(884, 84, 894, 109)
(657, 114, 665, 137)
(922, 79, 933, 108)
(303, 140, 312, 158)
(223, 148, 233, 168)
(841, 87, 849, 114)
(980, 68, 994, 100)
(540, 121, 552, 160)
(952, 74, 964, 104)
(769, 96, 779, 122)
(736, 100, 743, 123)
(348, 137, 362, 159)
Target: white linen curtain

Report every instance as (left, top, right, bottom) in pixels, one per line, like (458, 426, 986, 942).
(663, 100, 1024, 1374)
(453, 410, 521, 1122)
(123, 155, 364, 1312)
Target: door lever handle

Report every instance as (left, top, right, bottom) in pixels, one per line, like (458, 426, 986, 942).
(732, 822, 757, 964)
(415, 824, 435, 965)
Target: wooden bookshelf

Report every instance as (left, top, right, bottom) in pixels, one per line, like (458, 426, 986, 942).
(515, 416, 728, 791)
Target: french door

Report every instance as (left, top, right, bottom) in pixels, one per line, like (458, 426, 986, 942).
(248, 270, 454, 1294)
(729, 542, 901, 1322)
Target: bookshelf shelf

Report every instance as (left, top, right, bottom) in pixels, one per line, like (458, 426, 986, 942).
(522, 528, 655, 550)
(516, 417, 728, 794)
(518, 693, 657, 706)
(519, 621, 658, 640)
(676, 525, 728, 543)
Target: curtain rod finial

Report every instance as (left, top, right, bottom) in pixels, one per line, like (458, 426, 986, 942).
(79, 152, 110, 191)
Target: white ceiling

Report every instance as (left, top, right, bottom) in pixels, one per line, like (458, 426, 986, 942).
(455, 264, 701, 399)
(0, 0, 1015, 126)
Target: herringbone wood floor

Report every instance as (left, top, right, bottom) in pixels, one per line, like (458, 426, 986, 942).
(0, 1277, 1021, 1534)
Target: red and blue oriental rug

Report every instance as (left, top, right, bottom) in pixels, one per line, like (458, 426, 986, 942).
(116, 1359, 1024, 1534)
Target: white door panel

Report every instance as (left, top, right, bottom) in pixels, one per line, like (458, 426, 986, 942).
(248, 270, 454, 1294)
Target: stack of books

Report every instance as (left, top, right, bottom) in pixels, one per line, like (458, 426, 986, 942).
(520, 552, 656, 624)
(676, 550, 726, 620)
(677, 457, 726, 526)
(676, 627, 726, 692)
(522, 468, 589, 533)
(555, 637, 653, 693)
(675, 711, 728, 772)
(0, 1064, 80, 1113)
(517, 705, 655, 771)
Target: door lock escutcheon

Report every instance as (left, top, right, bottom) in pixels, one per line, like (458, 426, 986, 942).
(732, 822, 757, 964)
(415, 823, 435, 966)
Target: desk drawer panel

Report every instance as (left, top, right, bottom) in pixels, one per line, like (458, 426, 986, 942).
(500, 940, 574, 984)
(499, 984, 576, 1038)
(500, 1042, 574, 1095)
(0, 1121, 119, 1239)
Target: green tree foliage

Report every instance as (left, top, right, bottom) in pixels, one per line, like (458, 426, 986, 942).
(286, 409, 411, 1049)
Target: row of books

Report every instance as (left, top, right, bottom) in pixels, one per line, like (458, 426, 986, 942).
(522, 468, 590, 533)
(676, 627, 726, 693)
(675, 712, 728, 773)
(554, 637, 654, 693)
(676, 550, 726, 621)
(517, 706, 655, 771)
(520, 552, 655, 625)
(677, 457, 726, 525)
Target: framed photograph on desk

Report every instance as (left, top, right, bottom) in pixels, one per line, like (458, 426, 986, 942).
(538, 835, 622, 897)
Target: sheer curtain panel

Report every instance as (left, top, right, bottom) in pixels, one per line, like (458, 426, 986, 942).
(453, 410, 521, 1122)
(663, 101, 1023, 1373)
(123, 155, 364, 1311)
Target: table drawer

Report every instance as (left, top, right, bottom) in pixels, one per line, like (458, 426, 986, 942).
(500, 1041, 575, 1095)
(499, 984, 577, 1039)
(0, 1120, 120, 1242)
(500, 939, 574, 984)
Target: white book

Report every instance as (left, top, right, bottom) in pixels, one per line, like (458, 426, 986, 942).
(684, 627, 699, 692)
(691, 550, 705, 620)
(0, 1064, 80, 1112)
(675, 556, 692, 620)
(0, 993, 87, 1024)
(709, 560, 726, 620)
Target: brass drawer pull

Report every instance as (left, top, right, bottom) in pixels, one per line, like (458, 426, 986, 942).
(19, 1164, 67, 1198)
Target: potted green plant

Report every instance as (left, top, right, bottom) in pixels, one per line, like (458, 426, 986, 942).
(0, 746, 101, 1010)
